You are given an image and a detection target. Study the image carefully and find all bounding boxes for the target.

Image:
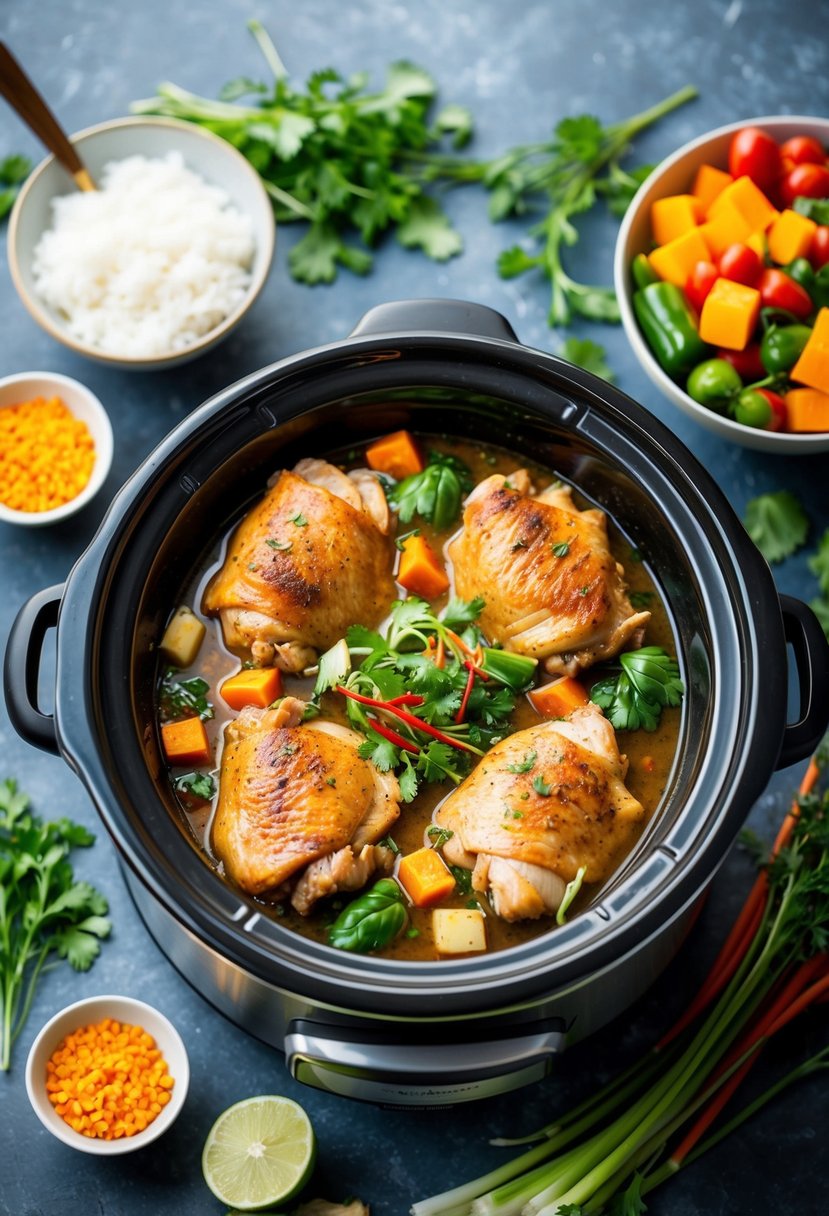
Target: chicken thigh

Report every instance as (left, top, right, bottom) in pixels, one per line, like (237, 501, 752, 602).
(202, 458, 395, 671)
(447, 472, 649, 675)
(211, 697, 400, 912)
(436, 703, 644, 921)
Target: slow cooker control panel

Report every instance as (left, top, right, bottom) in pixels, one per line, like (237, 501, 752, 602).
(284, 1018, 566, 1107)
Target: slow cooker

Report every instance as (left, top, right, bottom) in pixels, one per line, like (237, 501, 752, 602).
(6, 300, 828, 1107)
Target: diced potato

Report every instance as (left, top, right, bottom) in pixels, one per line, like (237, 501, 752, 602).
(432, 908, 487, 955)
(160, 605, 206, 668)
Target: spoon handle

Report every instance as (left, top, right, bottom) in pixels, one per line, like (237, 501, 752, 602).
(0, 41, 96, 190)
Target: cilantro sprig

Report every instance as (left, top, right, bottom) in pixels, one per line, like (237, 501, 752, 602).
(386, 451, 473, 531)
(590, 646, 684, 733)
(743, 491, 809, 565)
(0, 780, 111, 1070)
(133, 21, 469, 284)
(159, 671, 214, 722)
(313, 595, 537, 800)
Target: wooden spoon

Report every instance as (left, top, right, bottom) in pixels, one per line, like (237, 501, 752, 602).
(0, 41, 96, 191)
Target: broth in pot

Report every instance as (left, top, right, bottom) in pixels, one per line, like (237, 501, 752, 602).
(155, 432, 682, 962)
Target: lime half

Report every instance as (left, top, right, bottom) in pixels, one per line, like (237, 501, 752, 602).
(202, 1095, 316, 1211)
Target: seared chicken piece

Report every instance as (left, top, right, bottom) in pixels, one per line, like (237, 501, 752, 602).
(212, 699, 400, 911)
(202, 458, 395, 670)
(436, 703, 644, 921)
(447, 472, 649, 676)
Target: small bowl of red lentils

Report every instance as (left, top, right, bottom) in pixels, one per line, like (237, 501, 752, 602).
(0, 371, 113, 526)
(25, 994, 189, 1154)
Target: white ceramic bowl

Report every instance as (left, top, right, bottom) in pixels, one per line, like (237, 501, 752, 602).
(0, 371, 113, 526)
(614, 115, 829, 454)
(25, 994, 189, 1155)
(8, 116, 275, 371)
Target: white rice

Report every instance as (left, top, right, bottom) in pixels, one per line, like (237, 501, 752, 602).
(32, 152, 256, 358)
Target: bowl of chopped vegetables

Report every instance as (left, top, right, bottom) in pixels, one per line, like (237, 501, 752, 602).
(614, 115, 829, 453)
(0, 371, 113, 525)
(7, 116, 275, 370)
(25, 993, 189, 1154)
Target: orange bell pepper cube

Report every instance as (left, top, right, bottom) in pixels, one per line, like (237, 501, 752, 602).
(161, 717, 212, 767)
(784, 387, 829, 433)
(220, 667, 284, 711)
(650, 194, 703, 246)
(397, 848, 457, 908)
(529, 676, 589, 718)
(698, 278, 761, 351)
(365, 430, 424, 480)
(790, 307, 829, 395)
(397, 533, 450, 599)
(691, 163, 733, 213)
(648, 227, 712, 288)
(767, 209, 818, 265)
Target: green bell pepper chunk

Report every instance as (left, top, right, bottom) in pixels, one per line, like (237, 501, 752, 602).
(760, 324, 812, 374)
(633, 281, 710, 377)
(328, 878, 408, 953)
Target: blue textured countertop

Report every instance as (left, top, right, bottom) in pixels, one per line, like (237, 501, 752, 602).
(1, 2, 827, 1214)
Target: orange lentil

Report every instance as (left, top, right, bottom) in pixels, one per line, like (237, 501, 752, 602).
(45, 1018, 174, 1140)
(0, 395, 95, 513)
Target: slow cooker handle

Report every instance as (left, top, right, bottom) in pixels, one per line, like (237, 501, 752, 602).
(3, 584, 63, 755)
(349, 297, 519, 342)
(777, 594, 829, 770)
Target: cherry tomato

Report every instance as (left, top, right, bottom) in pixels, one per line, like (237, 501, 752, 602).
(758, 268, 814, 319)
(779, 135, 826, 166)
(811, 226, 829, 270)
(684, 261, 719, 312)
(729, 127, 781, 194)
(755, 389, 788, 432)
(780, 162, 829, 207)
(716, 343, 765, 381)
(718, 243, 763, 287)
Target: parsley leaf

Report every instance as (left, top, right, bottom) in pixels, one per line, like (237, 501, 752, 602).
(159, 673, 214, 721)
(807, 528, 829, 598)
(590, 646, 683, 732)
(743, 491, 809, 564)
(532, 774, 553, 796)
(0, 780, 110, 1068)
(396, 197, 463, 260)
(174, 771, 216, 800)
(560, 338, 615, 383)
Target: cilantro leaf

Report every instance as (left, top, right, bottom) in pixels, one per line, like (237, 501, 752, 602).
(159, 673, 214, 722)
(289, 223, 373, 285)
(396, 197, 463, 261)
(497, 245, 542, 279)
(175, 771, 217, 800)
(743, 491, 809, 564)
(590, 646, 683, 733)
(507, 750, 537, 774)
(554, 114, 604, 163)
(357, 730, 400, 773)
(560, 338, 615, 382)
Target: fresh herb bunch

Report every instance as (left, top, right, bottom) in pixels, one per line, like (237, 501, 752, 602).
(415, 85, 697, 326)
(312, 595, 537, 800)
(0, 780, 110, 1071)
(386, 450, 473, 530)
(133, 21, 470, 284)
(590, 645, 684, 732)
(133, 21, 695, 330)
(0, 154, 31, 221)
(414, 740, 829, 1216)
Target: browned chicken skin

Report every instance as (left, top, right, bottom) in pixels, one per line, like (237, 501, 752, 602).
(448, 472, 649, 676)
(436, 703, 644, 921)
(211, 699, 400, 911)
(202, 459, 395, 670)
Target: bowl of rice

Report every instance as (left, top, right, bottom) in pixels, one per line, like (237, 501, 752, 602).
(7, 117, 276, 370)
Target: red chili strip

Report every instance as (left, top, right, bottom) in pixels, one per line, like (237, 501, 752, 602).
(368, 717, 421, 754)
(386, 693, 426, 707)
(335, 685, 478, 753)
(455, 663, 477, 725)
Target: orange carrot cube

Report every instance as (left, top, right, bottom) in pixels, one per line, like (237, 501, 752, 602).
(649, 227, 712, 288)
(529, 676, 589, 718)
(767, 209, 818, 265)
(365, 430, 424, 480)
(698, 278, 761, 351)
(691, 163, 733, 212)
(161, 717, 212, 767)
(397, 533, 449, 599)
(784, 387, 829, 433)
(220, 667, 284, 711)
(397, 848, 457, 908)
(650, 195, 703, 246)
(790, 308, 829, 394)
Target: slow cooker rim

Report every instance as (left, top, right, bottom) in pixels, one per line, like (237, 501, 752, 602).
(52, 320, 787, 1013)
